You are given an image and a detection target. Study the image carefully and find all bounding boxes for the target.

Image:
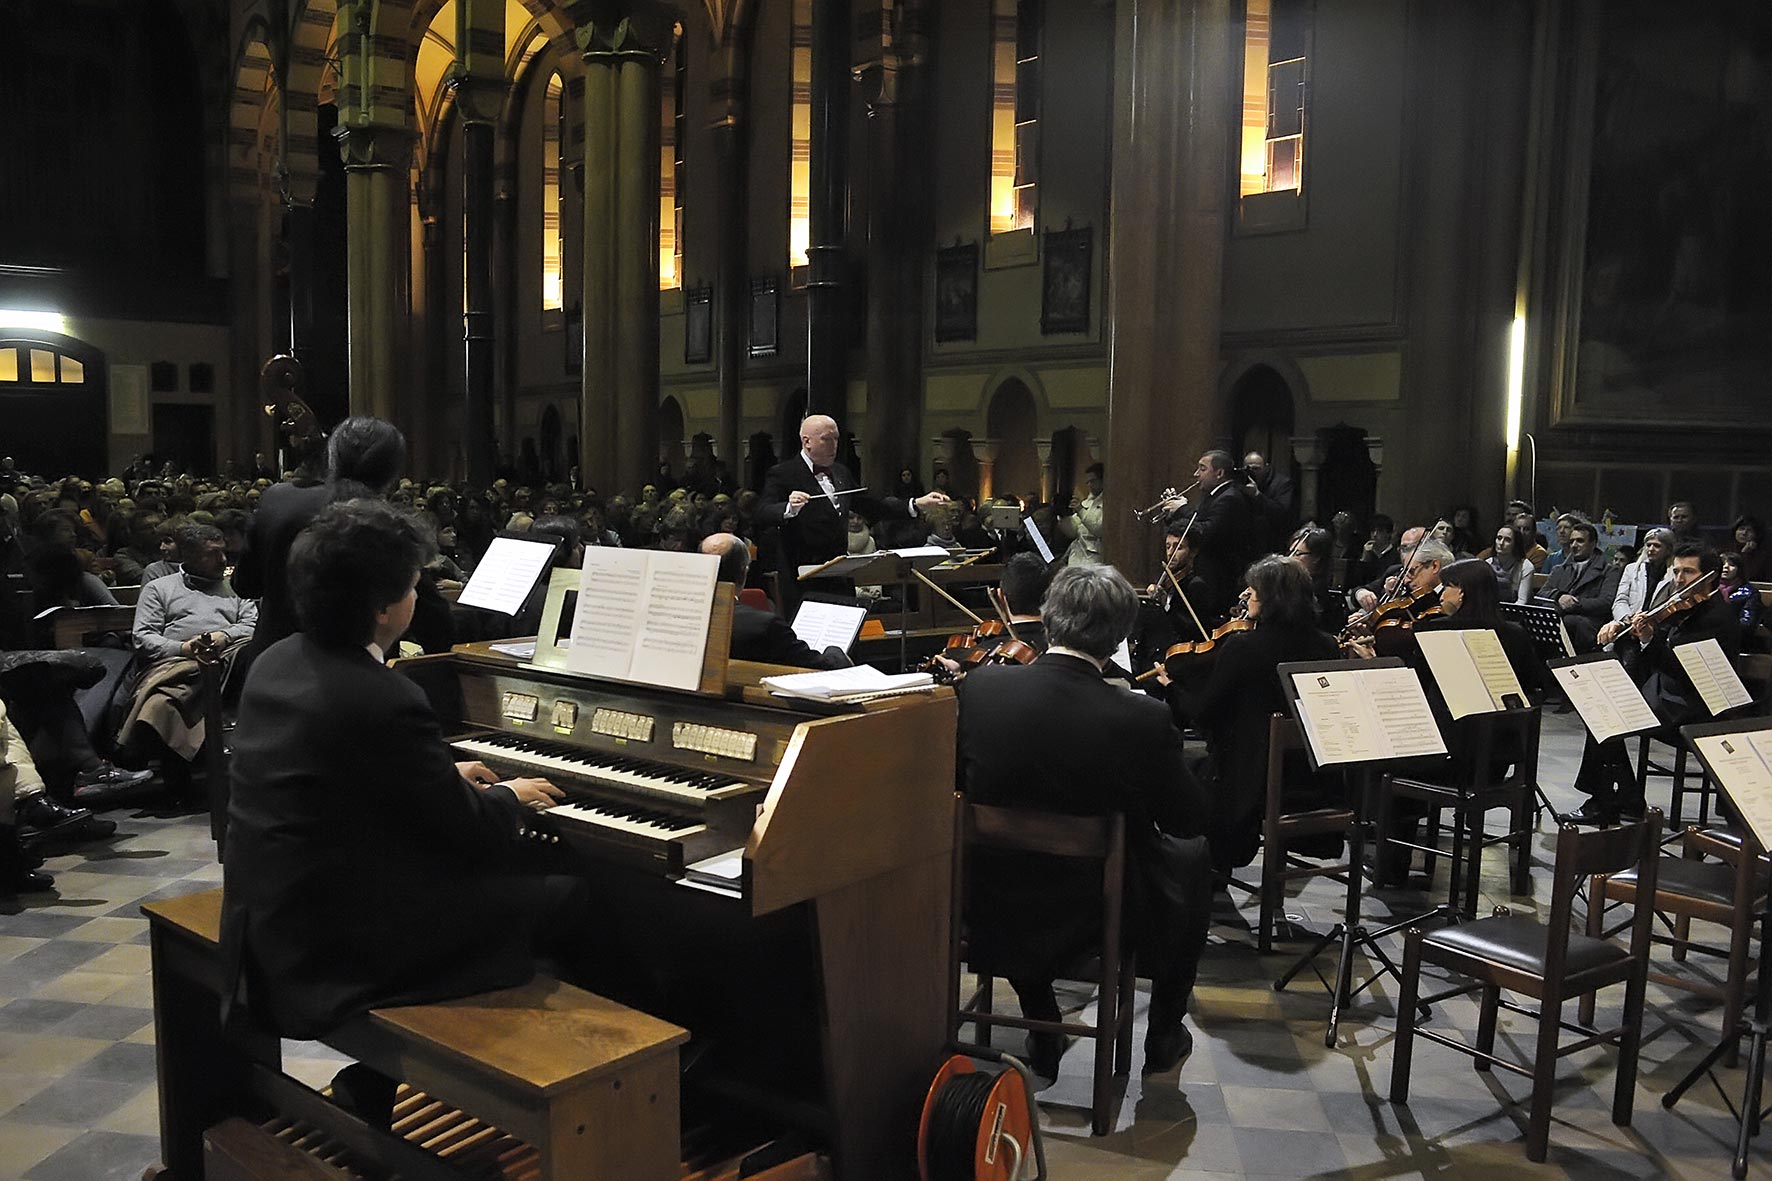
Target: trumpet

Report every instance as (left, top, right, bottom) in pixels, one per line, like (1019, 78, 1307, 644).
(1132, 482, 1196, 522)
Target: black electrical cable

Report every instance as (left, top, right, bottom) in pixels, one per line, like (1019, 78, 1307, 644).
(926, 1069, 999, 1181)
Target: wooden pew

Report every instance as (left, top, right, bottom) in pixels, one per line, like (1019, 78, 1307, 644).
(38, 602, 136, 650)
(144, 888, 691, 1181)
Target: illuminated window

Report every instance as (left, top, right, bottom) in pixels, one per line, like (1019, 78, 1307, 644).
(989, 0, 1040, 236)
(61, 356, 84, 384)
(542, 72, 564, 311)
(1239, 0, 1308, 197)
(30, 349, 55, 383)
(659, 24, 685, 290)
(0, 349, 16, 383)
(788, 0, 811, 268)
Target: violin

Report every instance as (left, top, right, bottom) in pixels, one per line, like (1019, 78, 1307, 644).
(1616, 570, 1717, 646)
(1135, 605, 1255, 683)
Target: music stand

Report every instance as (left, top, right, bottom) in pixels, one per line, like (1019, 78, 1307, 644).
(1273, 658, 1450, 1047)
(1663, 716, 1772, 1178)
(1500, 601, 1576, 662)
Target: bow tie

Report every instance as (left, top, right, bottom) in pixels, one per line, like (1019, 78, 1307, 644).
(813, 465, 833, 478)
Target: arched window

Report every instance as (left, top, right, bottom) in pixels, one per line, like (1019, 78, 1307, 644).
(543, 72, 565, 311)
(989, 0, 1040, 236)
(0, 344, 84, 386)
(660, 23, 685, 289)
(788, 0, 812, 269)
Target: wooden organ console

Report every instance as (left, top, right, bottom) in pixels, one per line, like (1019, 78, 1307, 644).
(145, 645, 957, 1181)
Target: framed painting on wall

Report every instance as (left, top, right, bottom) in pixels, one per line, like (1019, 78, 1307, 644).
(1040, 224, 1092, 335)
(934, 241, 978, 342)
(749, 278, 778, 358)
(684, 285, 712, 364)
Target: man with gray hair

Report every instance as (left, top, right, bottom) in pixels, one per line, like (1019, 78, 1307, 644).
(956, 564, 1211, 1078)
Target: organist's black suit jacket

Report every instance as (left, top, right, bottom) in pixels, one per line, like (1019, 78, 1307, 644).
(957, 653, 1208, 977)
(219, 634, 557, 1039)
(757, 455, 910, 575)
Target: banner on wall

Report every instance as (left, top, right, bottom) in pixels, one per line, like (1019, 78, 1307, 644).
(111, 364, 147, 434)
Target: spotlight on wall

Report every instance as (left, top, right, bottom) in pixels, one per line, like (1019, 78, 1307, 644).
(1504, 313, 1526, 450)
(0, 309, 68, 334)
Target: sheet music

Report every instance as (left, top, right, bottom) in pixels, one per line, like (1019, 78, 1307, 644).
(1552, 659, 1659, 743)
(762, 665, 934, 701)
(1417, 629, 1525, 718)
(456, 536, 557, 614)
(1693, 733, 1772, 851)
(791, 600, 868, 652)
(1111, 638, 1133, 672)
(1674, 638, 1753, 716)
(566, 548, 718, 691)
(1290, 667, 1446, 766)
(1023, 515, 1056, 563)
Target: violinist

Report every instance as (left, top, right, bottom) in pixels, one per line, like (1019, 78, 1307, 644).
(1350, 525, 1426, 614)
(1163, 556, 1340, 874)
(1286, 526, 1348, 634)
(1422, 558, 1550, 703)
(1344, 538, 1453, 660)
(925, 553, 1052, 680)
(1566, 543, 1741, 825)
(1132, 517, 1212, 676)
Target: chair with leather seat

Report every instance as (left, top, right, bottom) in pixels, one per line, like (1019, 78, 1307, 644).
(1390, 810, 1663, 1162)
(1579, 824, 1765, 1065)
(1253, 713, 1355, 953)
(951, 799, 1135, 1136)
(1378, 706, 1539, 918)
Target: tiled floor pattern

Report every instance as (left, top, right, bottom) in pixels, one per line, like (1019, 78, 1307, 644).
(0, 713, 1764, 1179)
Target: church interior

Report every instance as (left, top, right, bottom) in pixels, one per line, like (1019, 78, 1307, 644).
(4, 0, 1772, 1178)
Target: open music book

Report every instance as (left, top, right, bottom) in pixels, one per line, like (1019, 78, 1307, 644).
(1674, 638, 1753, 717)
(1690, 729, 1772, 851)
(1289, 666, 1447, 766)
(565, 548, 719, 691)
(1551, 656, 1659, 743)
(762, 665, 935, 702)
(1414, 629, 1527, 719)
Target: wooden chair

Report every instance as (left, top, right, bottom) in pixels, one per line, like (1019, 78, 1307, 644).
(1390, 811, 1663, 1162)
(1634, 726, 1717, 831)
(1378, 707, 1539, 918)
(1580, 824, 1766, 1065)
(952, 801, 1135, 1136)
(1254, 714, 1356, 953)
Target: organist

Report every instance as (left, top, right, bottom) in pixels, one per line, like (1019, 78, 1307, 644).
(220, 499, 588, 1122)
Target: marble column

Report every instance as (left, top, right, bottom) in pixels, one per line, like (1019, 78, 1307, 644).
(334, 122, 413, 424)
(578, 20, 660, 497)
(1101, 0, 1234, 576)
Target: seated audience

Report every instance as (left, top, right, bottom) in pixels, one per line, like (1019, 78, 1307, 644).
(1485, 523, 1537, 604)
(1613, 527, 1673, 624)
(1732, 515, 1770, 582)
(1538, 520, 1618, 652)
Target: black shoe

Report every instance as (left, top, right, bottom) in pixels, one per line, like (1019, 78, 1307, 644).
(69, 763, 159, 810)
(1026, 1031, 1067, 1079)
(1143, 1019, 1194, 1074)
(1560, 800, 1617, 826)
(329, 1063, 399, 1129)
(1, 825, 55, 894)
(16, 797, 116, 846)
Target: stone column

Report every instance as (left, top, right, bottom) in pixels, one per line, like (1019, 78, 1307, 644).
(335, 122, 413, 424)
(1290, 433, 1323, 523)
(1101, 0, 1234, 576)
(710, 30, 753, 483)
(1035, 439, 1054, 503)
(859, 0, 931, 493)
(578, 20, 660, 497)
(452, 75, 506, 486)
(804, 0, 852, 420)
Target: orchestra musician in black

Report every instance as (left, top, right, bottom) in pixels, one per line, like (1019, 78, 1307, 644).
(1565, 542, 1741, 826)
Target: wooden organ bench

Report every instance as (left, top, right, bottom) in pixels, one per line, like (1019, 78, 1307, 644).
(143, 887, 793, 1181)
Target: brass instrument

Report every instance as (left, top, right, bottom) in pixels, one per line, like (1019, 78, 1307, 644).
(1132, 481, 1196, 522)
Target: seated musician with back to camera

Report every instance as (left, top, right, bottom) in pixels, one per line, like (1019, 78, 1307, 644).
(1564, 542, 1741, 825)
(698, 532, 851, 669)
(1161, 555, 1342, 874)
(957, 565, 1211, 1079)
(220, 499, 586, 1125)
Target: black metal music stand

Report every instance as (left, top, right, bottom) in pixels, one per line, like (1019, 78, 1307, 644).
(1272, 659, 1450, 1047)
(1661, 717, 1772, 1179)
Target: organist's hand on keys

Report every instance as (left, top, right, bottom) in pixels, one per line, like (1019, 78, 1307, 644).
(457, 760, 499, 787)
(501, 777, 566, 811)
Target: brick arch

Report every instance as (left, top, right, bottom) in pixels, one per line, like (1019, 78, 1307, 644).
(282, 0, 339, 202)
(230, 29, 278, 206)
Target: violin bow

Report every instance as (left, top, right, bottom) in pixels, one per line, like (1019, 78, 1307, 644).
(1162, 560, 1211, 641)
(986, 586, 1021, 643)
(911, 568, 987, 626)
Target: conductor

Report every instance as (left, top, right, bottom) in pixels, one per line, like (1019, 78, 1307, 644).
(757, 414, 948, 606)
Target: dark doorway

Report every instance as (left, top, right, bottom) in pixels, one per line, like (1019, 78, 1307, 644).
(1315, 423, 1378, 529)
(985, 379, 1039, 503)
(307, 102, 350, 429)
(0, 337, 107, 478)
(539, 404, 564, 483)
(152, 403, 216, 476)
(659, 396, 685, 476)
(1228, 363, 1298, 485)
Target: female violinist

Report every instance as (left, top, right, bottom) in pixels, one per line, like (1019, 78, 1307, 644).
(1568, 542, 1740, 825)
(1286, 525, 1348, 633)
(1163, 556, 1341, 874)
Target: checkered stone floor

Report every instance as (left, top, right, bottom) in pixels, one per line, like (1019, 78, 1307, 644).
(1, 712, 1767, 1179)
